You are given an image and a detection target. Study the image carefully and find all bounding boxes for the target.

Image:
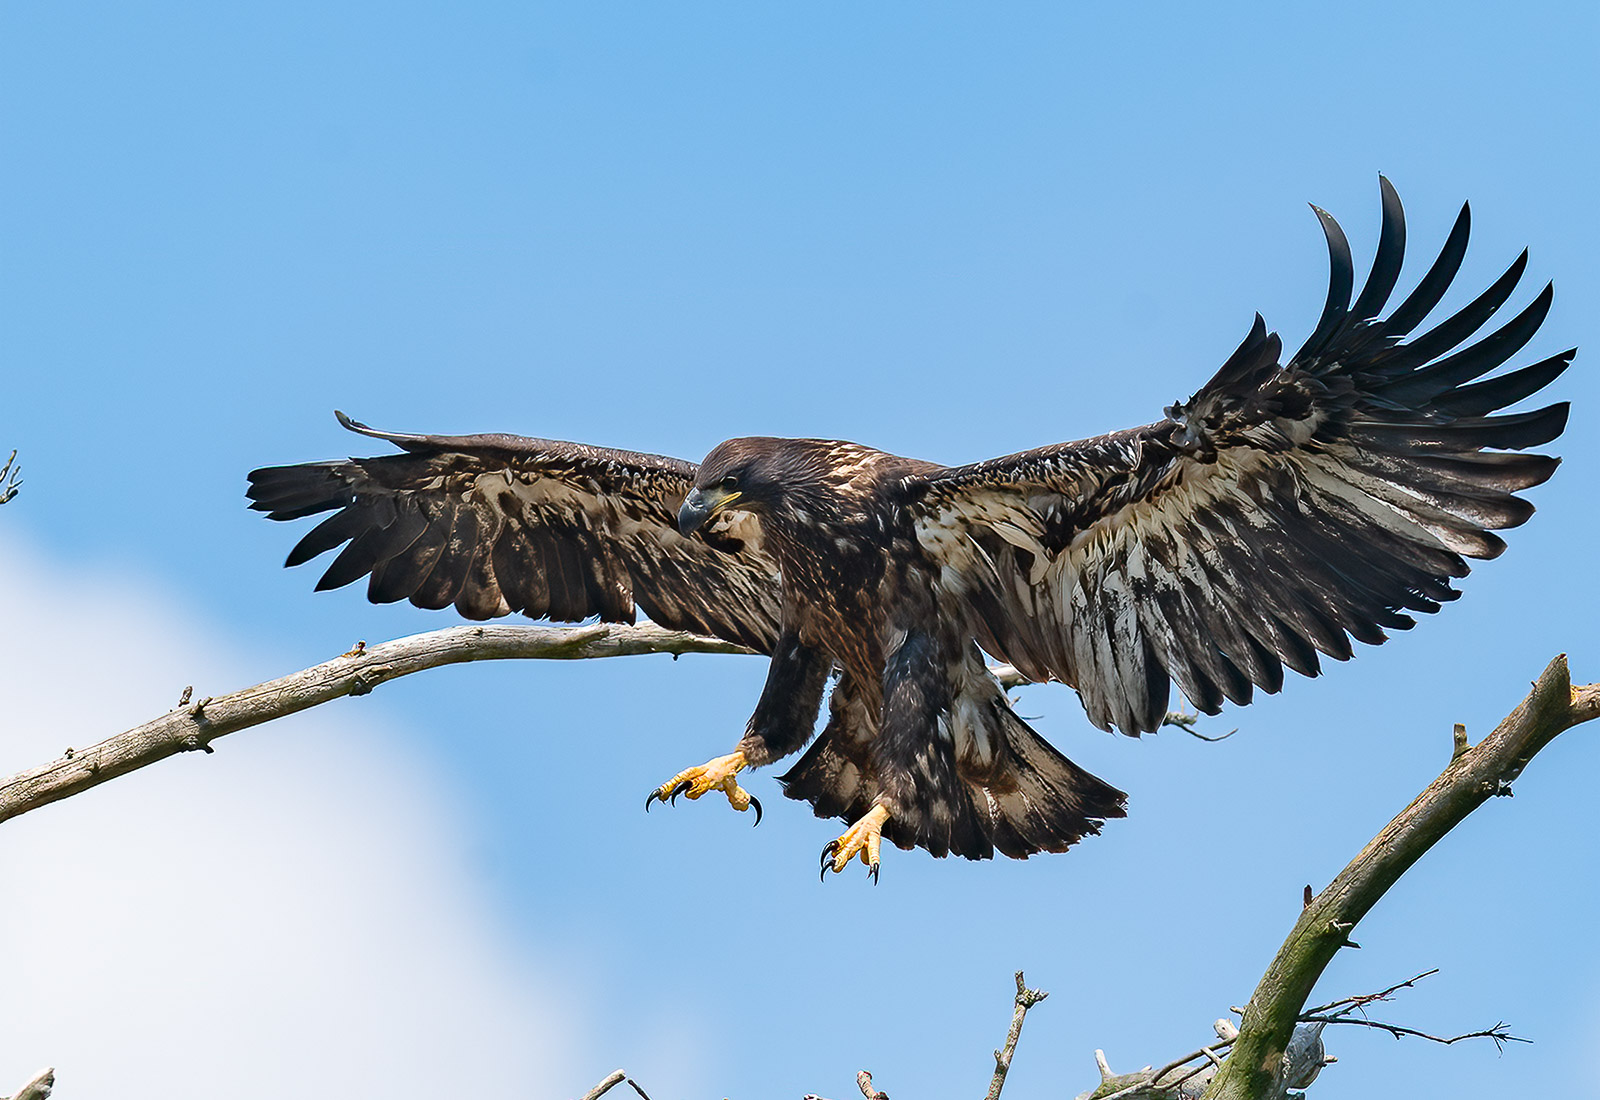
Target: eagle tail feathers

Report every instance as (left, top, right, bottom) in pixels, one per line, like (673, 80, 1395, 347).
(778, 684, 1126, 863)
(975, 706, 1127, 860)
(778, 732, 877, 829)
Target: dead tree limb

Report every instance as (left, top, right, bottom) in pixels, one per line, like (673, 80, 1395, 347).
(856, 1071, 889, 1100)
(986, 971, 1049, 1100)
(578, 1070, 627, 1100)
(800, 972, 1044, 1100)
(576, 1069, 652, 1100)
(0, 622, 757, 826)
(0, 449, 20, 505)
(1201, 654, 1600, 1099)
(0, 621, 1216, 828)
(1305, 1014, 1525, 1049)
(0, 609, 1236, 830)
(800, 1070, 889, 1100)
(1, 1068, 54, 1100)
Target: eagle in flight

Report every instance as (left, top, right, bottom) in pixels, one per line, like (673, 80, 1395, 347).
(249, 181, 1572, 880)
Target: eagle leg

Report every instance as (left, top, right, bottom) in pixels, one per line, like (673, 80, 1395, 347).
(820, 803, 891, 883)
(643, 750, 762, 825)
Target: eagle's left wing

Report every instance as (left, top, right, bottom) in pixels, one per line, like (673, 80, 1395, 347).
(248, 414, 785, 652)
(912, 180, 1573, 735)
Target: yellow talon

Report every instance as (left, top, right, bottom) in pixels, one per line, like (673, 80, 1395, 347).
(821, 804, 891, 882)
(644, 751, 761, 823)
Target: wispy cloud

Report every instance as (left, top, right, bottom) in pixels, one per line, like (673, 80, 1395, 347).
(0, 533, 585, 1097)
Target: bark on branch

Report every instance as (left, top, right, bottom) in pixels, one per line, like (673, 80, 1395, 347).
(1200, 654, 1600, 1099)
(2, 1068, 54, 1100)
(0, 619, 1215, 828)
(986, 971, 1049, 1100)
(576, 1068, 652, 1100)
(0, 622, 757, 826)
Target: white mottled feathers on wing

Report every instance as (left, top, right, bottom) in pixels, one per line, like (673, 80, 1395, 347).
(910, 181, 1572, 734)
(247, 423, 785, 653)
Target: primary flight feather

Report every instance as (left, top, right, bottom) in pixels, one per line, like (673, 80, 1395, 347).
(248, 180, 1573, 878)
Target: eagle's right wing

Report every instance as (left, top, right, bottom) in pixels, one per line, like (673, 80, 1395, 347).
(248, 414, 784, 653)
(913, 180, 1572, 735)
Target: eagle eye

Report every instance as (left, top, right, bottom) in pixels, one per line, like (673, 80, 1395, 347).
(720, 474, 740, 491)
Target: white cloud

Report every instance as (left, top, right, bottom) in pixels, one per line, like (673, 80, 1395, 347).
(0, 533, 585, 1097)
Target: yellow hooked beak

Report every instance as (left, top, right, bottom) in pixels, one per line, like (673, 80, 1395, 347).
(677, 485, 742, 536)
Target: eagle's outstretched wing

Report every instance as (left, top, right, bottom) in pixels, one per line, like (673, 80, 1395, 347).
(248, 415, 784, 652)
(913, 179, 1573, 735)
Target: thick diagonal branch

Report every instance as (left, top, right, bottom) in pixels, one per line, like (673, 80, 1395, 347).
(0, 622, 756, 826)
(1203, 655, 1600, 1099)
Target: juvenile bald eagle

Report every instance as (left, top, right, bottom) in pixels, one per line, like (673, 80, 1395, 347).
(249, 181, 1572, 879)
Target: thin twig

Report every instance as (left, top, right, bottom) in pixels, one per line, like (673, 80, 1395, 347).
(1301, 1015, 1528, 1050)
(1088, 962, 1523, 1099)
(0, 450, 21, 505)
(993, 667, 1232, 740)
(1302, 968, 1439, 1018)
(986, 971, 1049, 1100)
(1151, 1037, 1236, 1089)
(1179, 722, 1238, 742)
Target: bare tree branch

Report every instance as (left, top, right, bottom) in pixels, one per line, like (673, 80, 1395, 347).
(0, 622, 758, 826)
(802, 975, 1044, 1100)
(805, 1069, 891, 1100)
(2, 1067, 54, 1100)
(0, 622, 1230, 828)
(576, 1069, 653, 1100)
(856, 1070, 888, 1099)
(1300, 967, 1440, 1018)
(578, 1070, 627, 1100)
(1202, 654, 1600, 1099)
(0, 449, 21, 505)
(1303, 1014, 1527, 1050)
(986, 971, 1049, 1100)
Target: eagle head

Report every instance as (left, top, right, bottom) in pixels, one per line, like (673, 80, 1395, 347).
(677, 437, 791, 537)
(678, 436, 853, 538)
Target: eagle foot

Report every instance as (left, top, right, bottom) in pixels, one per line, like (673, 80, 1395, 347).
(643, 750, 761, 825)
(820, 804, 891, 883)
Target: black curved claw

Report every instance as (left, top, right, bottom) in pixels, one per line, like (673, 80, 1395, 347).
(667, 779, 693, 806)
(749, 795, 763, 827)
(868, 862, 880, 886)
(819, 839, 840, 881)
(644, 789, 661, 812)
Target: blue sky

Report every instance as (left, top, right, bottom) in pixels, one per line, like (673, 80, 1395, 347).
(3, 3, 1596, 1097)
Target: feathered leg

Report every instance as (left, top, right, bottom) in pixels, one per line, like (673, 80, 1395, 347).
(819, 626, 972, 879)
(645, 627, 830, 824)
(809, 632, 1127, 874)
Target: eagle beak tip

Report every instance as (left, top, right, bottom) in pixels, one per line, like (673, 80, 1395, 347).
(678, 488, 711, 538)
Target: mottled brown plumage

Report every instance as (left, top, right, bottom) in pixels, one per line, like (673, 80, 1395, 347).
(248, 181, 1572, 872)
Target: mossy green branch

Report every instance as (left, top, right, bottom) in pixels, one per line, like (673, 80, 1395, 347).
(1204, 655, 1600, 1100)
